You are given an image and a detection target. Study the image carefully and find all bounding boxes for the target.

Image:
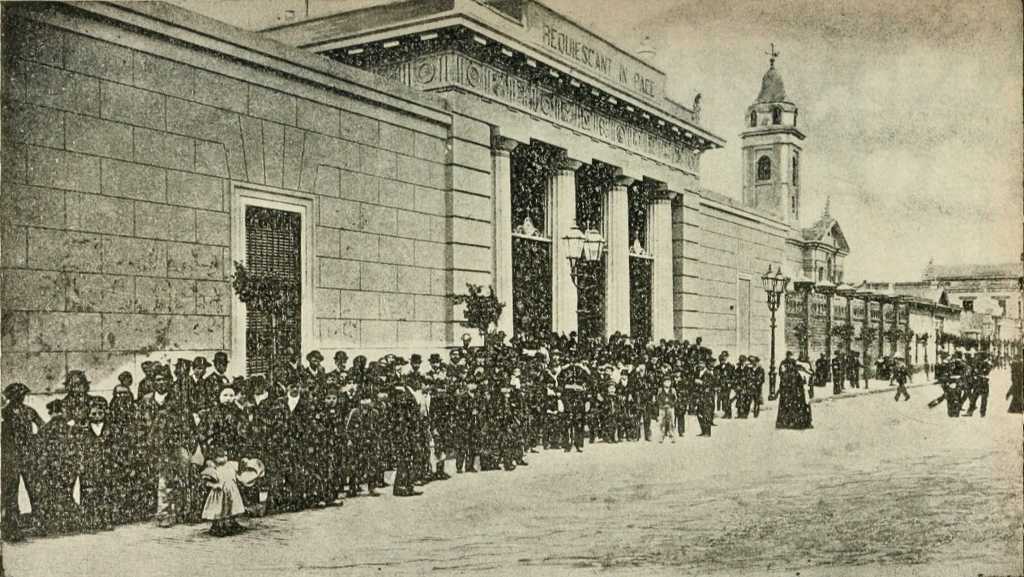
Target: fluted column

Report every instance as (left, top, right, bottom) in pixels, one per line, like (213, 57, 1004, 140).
(549, 157, 583, 335)
(604, 175, 633, 337)
(649, 191, 676, 341)
(491, 135, 519, 337)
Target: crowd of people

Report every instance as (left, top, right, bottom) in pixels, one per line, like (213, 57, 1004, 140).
(927, 350, 997, 417)
(2, 331, 1017, 543)
(0, 333, 787, 542)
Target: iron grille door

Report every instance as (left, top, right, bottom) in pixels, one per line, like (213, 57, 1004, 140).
(244, 205, 302, 375)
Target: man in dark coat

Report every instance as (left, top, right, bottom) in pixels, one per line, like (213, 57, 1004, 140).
(846, 353, 862, 389)
(390, 378, 423, 497)
(714, 352, 736, 419)
(274, 347, 303, 398)
(313, 383, 347, 506)
(185, 356, 211, 417)
(77, 397, 118, 532)
(558, 362, 590, 453)
(269, 380, 319, 511)
(426, 354, 453, 480)
(454, 381, 482, 473)
(35, 399, 79, 535)
(345, 393, 381, 497)
(303, 350, 327, 399)
(2, 383, 44, 541)
(202, 352, 232, 410)
(831, 353, 845, 395)
(749, 356, 765, 418)
(693, 361, 714, 437)
(139, 367, 198, 528)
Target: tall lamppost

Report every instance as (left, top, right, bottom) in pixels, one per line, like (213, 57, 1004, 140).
(562, 226, 606, 287)
(762, 265, 790, 400)
(563, 226, 606, 340)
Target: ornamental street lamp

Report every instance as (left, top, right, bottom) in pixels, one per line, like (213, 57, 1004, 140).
(762, 264, 790, 400)
(563, 225, 606, 287)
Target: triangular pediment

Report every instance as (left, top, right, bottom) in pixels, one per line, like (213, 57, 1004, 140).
(801, 216, 849, 254)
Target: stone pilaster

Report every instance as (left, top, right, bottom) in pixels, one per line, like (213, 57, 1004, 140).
(649, 191, 676, 341)
(604, 175, 633, 337)
(549, 158, 583, 335)
(491, 134, 519, 337)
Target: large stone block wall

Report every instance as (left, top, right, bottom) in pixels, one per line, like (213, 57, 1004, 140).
(673, 190, 788, 359)
(1, 5, 456, 394)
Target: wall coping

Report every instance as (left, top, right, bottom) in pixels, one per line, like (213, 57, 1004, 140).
(11, 1, 453, 128)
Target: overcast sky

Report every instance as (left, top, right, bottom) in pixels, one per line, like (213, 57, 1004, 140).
(172, 0, 1023, 282)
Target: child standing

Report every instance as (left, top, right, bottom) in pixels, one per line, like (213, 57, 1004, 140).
(656, 377, 678, 444)
(201, 447, 261, 536)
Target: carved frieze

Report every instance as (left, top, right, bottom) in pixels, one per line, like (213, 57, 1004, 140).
(377, 51, 701, 174)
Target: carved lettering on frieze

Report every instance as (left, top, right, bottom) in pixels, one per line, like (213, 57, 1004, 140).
(379, 53, 699, 173)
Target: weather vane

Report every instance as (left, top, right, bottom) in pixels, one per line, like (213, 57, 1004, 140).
(765, 42, 780, 66)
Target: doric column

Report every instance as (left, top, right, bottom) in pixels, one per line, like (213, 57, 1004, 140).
(604, 175, 633, 338)
(491, 134, 519, 337)
(648, 190, 676, 341)
(549, 157, 583, 336)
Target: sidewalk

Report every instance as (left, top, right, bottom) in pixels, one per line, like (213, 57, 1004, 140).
(761, 376, 936, 409)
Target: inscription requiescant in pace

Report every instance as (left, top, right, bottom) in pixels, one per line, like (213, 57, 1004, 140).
(378, 52, 700, 174)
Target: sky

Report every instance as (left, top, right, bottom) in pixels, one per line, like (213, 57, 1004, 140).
(170, 0, 1023, 282)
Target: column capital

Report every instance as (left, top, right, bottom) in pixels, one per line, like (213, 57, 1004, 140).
(613, 175, 636, 188)
(651, 186, 678, 202)
(491, 135, 520, 154)
(557, 158, 584, 172)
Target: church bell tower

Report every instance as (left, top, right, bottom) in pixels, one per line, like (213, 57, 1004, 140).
(742, 45, 805, 226)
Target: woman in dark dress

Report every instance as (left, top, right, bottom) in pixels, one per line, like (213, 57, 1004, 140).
(1008, 356, 1023, 414)
(776, 357, 813, 430)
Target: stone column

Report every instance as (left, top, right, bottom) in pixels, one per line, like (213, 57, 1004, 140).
(491, 135, 519, 337)
(604, 175, 633, 338)
(648, 191, 676, 342)
(549, 157, 583, 336)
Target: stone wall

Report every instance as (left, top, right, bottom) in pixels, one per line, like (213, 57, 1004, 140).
(673, 189, 788, 359)
(0, 3, 455, 395)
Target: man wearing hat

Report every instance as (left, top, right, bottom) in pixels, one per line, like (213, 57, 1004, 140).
(303, 350, 327, 399)
(186, 356, 211, 416)
(62, 369, 97, 426)
(749, 356, 765, 418)
(137, 361, 157, 400)
(203, 352, 232, 409)
(139, 366, 199, 527)
(2, 382, 44, 541)
(714, 351, 735, 419)
(692, 359, 714, 436)
(77, 396, 117, 532)
(35, 399, 78, 535)
(330, 351, 350, 385)
(426, 353, 453, 480)
(275, 346, 303, 398)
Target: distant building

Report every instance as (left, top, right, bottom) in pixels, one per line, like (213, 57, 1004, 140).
(922, 261, 1022, 342)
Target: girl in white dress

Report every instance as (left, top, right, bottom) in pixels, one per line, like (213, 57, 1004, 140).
(201, 446, 259, 536)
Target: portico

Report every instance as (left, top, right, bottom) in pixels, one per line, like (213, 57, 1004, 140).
(264, 0, 723, 344)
